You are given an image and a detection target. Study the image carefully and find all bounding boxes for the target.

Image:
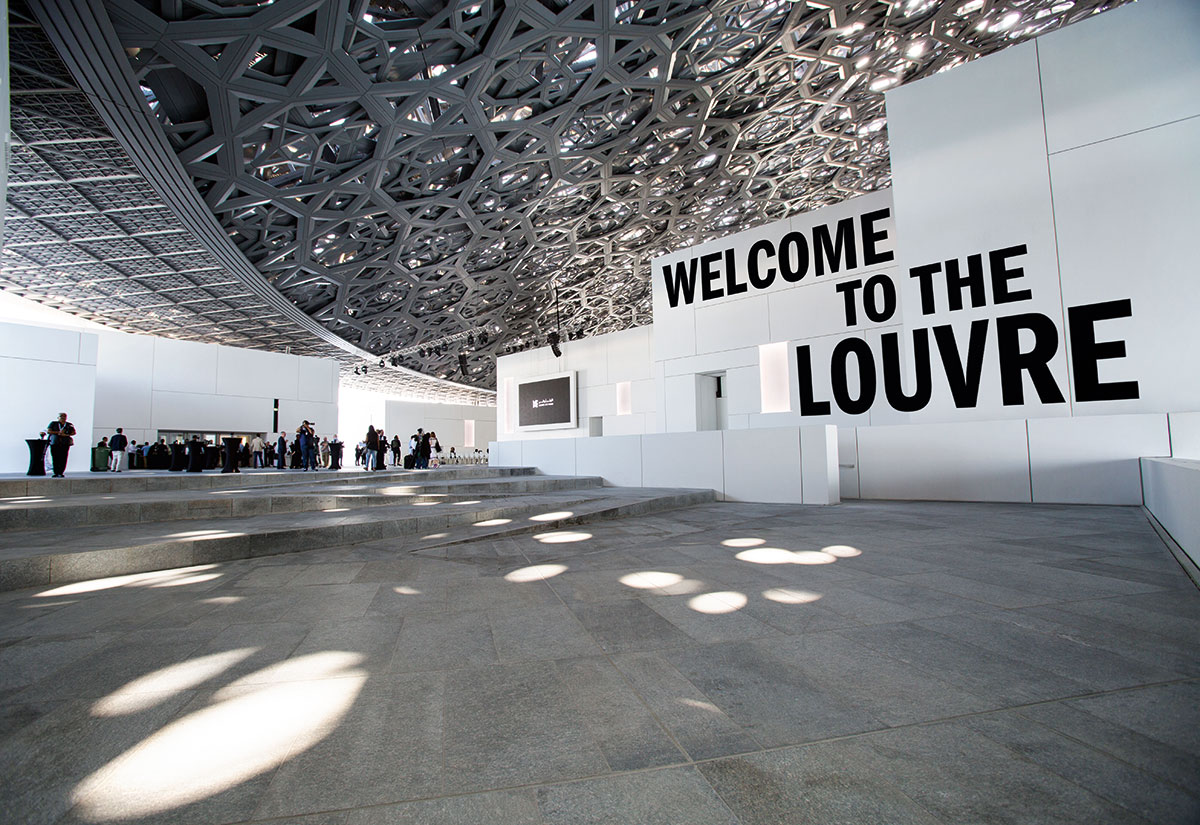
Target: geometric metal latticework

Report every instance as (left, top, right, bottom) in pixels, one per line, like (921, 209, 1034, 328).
(5, 0, 495, 404)
(42, 0, 1128, 389)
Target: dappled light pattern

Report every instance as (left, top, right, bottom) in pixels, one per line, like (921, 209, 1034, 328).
(823, 545, 863, 558)
(72, 652, 367, 821)
(474, 518, 513, 527)
(688, 592, 748, 614)
(504, 564, 569, 583)
(619, 571, 683, 590)
(529, 511, 575, 522)
(736, 547, 837, 565)
(534, 531, 592, 544)
(37, 565, 222, 598)
(92, 649, 258, 717)
(763, 588, 823, 605)
(722, 537, 766, 548)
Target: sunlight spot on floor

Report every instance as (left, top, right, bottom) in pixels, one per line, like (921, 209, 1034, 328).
(534, 531, 591, 544)
(689, 591, 747, 614)
(475, 518, 512, 527)
(721, 537, 765, 548)
(72, 652, 366, 821)
(762, 588, 823, 604)
(619, 571, 683, 589)
(220, 651, 365, 690)
(150, 572, 222, 588)
(421, 532, 448, 540)
(822, 544, 862, 558)
(92, 648, 258, 717)
(323, 507, 350, 512)
(453, 500, 482, 505)
(505, 563, 568, 582)
(735, 547, 798, 564)
(529, 511, 574, 522)
(678, 697, 723, 713)
(393, 586, 422, 595)
(791, 550, 838, 565)
(37, 565, 221, 597)
(201, 596, 243, 605)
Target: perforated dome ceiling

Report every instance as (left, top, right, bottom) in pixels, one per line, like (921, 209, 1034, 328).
(14, 0, 1127, 394)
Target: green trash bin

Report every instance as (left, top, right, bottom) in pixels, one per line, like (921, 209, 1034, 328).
(92, 446, 111, 472)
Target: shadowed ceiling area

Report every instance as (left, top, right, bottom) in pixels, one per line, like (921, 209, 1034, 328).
(9, 0, 1125, 395)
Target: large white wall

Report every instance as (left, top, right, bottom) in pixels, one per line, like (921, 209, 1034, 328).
(488, 0, 1198, 507)
(92, 331, 339, 445)
(0, 321, 97, 474)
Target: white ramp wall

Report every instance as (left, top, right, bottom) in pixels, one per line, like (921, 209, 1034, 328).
(0, 321, 96, 474)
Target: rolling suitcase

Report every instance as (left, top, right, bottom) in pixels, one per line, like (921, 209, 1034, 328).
(403, 454, 416, 469)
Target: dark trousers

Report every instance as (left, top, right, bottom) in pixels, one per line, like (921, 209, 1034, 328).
(50, 444, 70, 476)
(304, 446, 318, 470)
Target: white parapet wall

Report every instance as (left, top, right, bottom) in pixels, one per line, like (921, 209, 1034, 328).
(1141, 458, 1200, 572)
(491, 425, 839, 504)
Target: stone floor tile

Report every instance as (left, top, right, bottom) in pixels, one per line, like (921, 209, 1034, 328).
(344, 788, 543, 825)
(537, 767, 738, 825)
(569, 600, 694, 654)
(487, 604, 604, 662)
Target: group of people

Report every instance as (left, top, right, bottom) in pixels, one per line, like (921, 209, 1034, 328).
(39, 412, 457, 478)
(355, 426, 441, 470)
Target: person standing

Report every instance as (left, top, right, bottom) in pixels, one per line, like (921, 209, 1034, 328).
(416, 429, 431, 470)
(297, 421, 318, 471)
(108, 428, 128, 472)
(320, 437, 331, 468)
(364, 426, 379, 470)
(390, 435, 402, 467)
(46, 413, 76, 478)
(276, 431, 288, 469)
(249, 433, 266, 468)
(375, 430, 388, 471)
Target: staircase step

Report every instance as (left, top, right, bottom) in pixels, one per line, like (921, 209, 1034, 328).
(0, 474, 604, 531)
(0, 485, 714, 592)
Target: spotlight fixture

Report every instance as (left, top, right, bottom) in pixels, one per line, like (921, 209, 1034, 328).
(418, 348, 425, 358)
(362, 366, 368, 375)
(354, 366, 360, 375)
(459, 352, 469, 376)
(467, 334, 475, 347)
(548, 330, 562, 358)
(479, 332, 489, 345)
(378, 359, 385, 368)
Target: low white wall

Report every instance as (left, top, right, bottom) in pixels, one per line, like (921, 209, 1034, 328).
(1141, 458, 1200, 571)
(490, 425, 838, 504)
(0, 321, 97, 474)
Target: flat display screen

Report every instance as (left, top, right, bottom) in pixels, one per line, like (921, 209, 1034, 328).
(517, 374, 575, 429)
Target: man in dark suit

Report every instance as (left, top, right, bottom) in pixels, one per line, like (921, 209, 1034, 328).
(46, 412, 76, 478)
(276, 431, 288, 469)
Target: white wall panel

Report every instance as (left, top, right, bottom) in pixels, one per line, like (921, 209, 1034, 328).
(0, 358, 95, 474)
(1169, 412, 1200, 460)
(694, 294, 771, 355)
(298, 357, 337, 404)
(642, 431, 724, 497)
(576, 434, 643, 487)
(857, 419, 1032, 502)
(662, 374, 699, 433)
(602, 412, 649, 437)
(837, 426, 860, 499)
(1028, 414, 1169, 505)
(153, 391, 269, 434)
(631, 378, 656, 414)
(475, 420, 497, 449)
(93, 332, 154, 432)
(522, 437, 576, 476)
(1038, 0, 1200, 154)
(724, 365, 759, 416)
(605, 328, 653, 382)
(216, 346, 299, 400)
(490, 440, 522, 467)
(0, 322, 80, 364)
(79, 333, 98, 366)
(583, 383, 617, 418)
(277, 400, 339, 438)
(1141, 458, 1200, 569)
(722, 427, 801, 503)
(661, 347, 758, 377)
(152, 338, 218, 395)
(800, 424, 839, 505)
(1050, 116, 1200, 416)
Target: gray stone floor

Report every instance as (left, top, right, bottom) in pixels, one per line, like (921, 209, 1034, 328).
(0, 500, 1196, 824)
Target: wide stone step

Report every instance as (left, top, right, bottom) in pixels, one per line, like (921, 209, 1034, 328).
(0, 465, 535, 499)
(0, 474, 604, 531)
(0, 486, 713, 592)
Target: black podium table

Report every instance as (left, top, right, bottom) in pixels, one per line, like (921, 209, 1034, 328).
(329, 442, 344, 470)
(186, 442, 207, 472)
(26, 439, 48, 476)
(221, 437, 243, 473)
(169, 443, 187, 471)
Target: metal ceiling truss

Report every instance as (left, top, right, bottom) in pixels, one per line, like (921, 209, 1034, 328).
(8, 0, 495, 403)
(19, 0, 1125, 391)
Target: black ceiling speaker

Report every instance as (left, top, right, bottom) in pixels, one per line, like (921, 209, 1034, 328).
(459, 352, 469, 376)
(548, 330, 562, 357)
